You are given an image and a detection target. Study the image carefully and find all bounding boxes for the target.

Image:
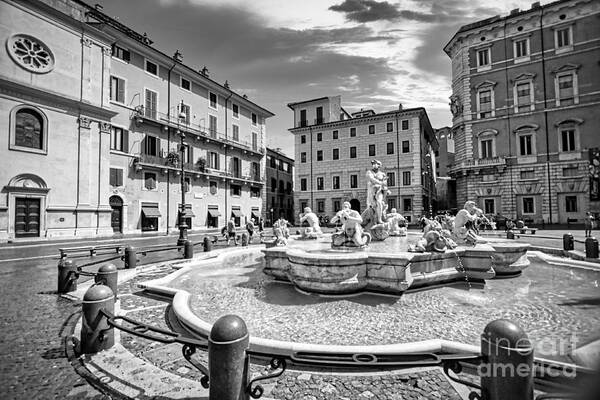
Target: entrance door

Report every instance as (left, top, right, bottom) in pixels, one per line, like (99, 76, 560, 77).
(109, 196, 123, 233)
(350, 199, 361, 213)
(15, 197, 40, 237)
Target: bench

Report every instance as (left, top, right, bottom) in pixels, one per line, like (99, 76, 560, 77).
(59, 244, 124, 259)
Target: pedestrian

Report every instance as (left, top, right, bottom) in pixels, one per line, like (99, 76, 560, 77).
(227, 217, 237, 246)
(246, 218, 255, 243)
(585, 212, 595, 237)
(258, 219, 265, 243)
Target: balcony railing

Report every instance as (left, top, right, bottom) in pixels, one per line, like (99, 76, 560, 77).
(314, 117, 323, 125)
(448, 156, 506, 173)
(298, 119, 308, 128)
(133, 107, 264, 156)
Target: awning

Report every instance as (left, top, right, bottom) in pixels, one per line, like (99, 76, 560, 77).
(142, 207, 162, 218)
(208, 209, 221, 217)
(181, 205, 195, 217)
(231, 209, 244, 218)
(251, 211, 261, 219)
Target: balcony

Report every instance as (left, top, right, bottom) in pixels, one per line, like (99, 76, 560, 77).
(314, 117, 324, 125)
(448, 156, 506, 174)
(298, 119, 308, 128)
(132, 107, 264, 157)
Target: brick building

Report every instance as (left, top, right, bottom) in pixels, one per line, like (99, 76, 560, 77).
(288, 96, 438, 224)
(264, 148, 294, 225)
(444, 0, 600, 223)
(0, 0, 273, 241)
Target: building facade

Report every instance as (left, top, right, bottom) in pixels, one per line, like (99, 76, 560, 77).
(0, 0, 273, 241)
(289, 96, 438, 224)
(434, 127, 457, 212)
(264, 148, 294, 225)
(444, 0, 600, 223)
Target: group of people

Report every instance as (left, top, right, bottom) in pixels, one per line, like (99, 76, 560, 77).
(220, 217, 265, 246)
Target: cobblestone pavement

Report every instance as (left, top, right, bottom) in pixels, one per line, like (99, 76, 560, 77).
(0, 258, 109, 399)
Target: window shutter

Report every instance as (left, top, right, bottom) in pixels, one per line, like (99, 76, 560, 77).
(117, 169, 123, 187)
(188, 147, 193, 164)
(122, 130, 129, 152)
(123, 49, 130, 63)
(117, 78, 125, 103)
(110, 168, 116, 186)
(156, 138, 161, 157)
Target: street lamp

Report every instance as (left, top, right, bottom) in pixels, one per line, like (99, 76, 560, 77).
(425, 154, 433, 217)
(270, 208, 274, 227)
(177, 101, 188, 246)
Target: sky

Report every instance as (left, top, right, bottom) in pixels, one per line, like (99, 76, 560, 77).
(97, 0, 552, 158)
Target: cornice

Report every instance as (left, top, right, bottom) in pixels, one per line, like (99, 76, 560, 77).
(289, 109, 425, 133)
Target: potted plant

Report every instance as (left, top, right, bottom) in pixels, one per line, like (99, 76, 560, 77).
(167, 151, 180, 167)
(195, 156, 206, 172)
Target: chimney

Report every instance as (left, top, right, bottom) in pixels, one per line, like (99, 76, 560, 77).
(531, 2, 541, 9)
(398, 103, 403, 110)
(200, 66, 209, 77)
(224, 80, 230, 89)
(242, 94, 248, 99)
(173, 50, 183, 63)
(510, 8, 520, 15)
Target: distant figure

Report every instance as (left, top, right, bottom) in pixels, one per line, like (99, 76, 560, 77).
(226, 217, 237, 246)
(246, 218, 255, 242)
(585, 212, 595, 237)
(258, 219, 265, 243)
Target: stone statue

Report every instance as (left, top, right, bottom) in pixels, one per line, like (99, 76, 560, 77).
(362, 159, 390, 241)
(272, 217, 290, 246)
(452, 201, 488, 245)
(299, 207, 322, 239)
(408, 216, 457, 253)
(331, 201, 371, 248)
(386, 208, 407, 236)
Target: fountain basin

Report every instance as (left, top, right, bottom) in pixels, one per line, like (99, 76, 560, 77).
(488, 242, 531, 276)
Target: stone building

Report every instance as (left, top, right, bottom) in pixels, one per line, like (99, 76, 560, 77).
(264, 148, 294, 225)
(0, 0, 273, 241)
(444, 0, 600, 223)
(434, 127, 457, 212)
(288, 96, 438, 224)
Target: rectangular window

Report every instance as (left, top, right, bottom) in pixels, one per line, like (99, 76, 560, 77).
(252, 132, 258, 151)
(145, 60, 158, 76)
(252, 113, 257, 126)
(300, 110, 307, 127)
(181, 77, 191, 91)
(520, 170, 535, 179)
(387, 172, 396, 187)
(301, 135, 306, 144)
(316, 106, 323, 124)
(484, 199, 495, 214)
(271, 178, 276, 192)
(209, 115, 217, 138)
(369, 144, 376, 156)
(317, 150, 323, 161)
(317, 200, 325, 213)
(232, 103, 239, 118)
(516, 82, 531, 112)
(514, 39, 528, 58)
(333, 199, 341, 213)
(232, 124, 239, 141)
(111, 44, 130, 62)
(477, 48, 490, 67)
(388, 197, 396, 211)
(519, 135, 532, 156)
(369, 125, 375, 135)
(561, 129, 576, 152)
(565, 195, 578, 212)
(350, 146, 357, 158)
(558, 74, 574, 102)
(301, 152, 307, 163)
(479, 90, 492, 118)
(350, 127, 356, 137)
(251, 187, 261, 197)
(143, 135, 158, 156)
(402, 171, 411, 186)
(333, 130, 339, 139)
(481, 139, 493, 158)
(387, 142, 394, 154)
(144, 89, 157, 119)
(317, 132, 322, 142)
(144, 172, 157, 190)
(401, 120, 409, 130)
(350, 174, 358, 188)
(402, 140, 410, 153)
(300, 178, 307, 191)
(316, 177, 324, 191)
(110, 76, 125, 103)
(141, 202, 159, 231)
(403, 198, 412, 212)
(209, 151, 219, 169)
(332, 176, 340, 190)
(522, 197, 535, 214)
(386, 122, 393, 132)
(109, 168, 123, 187)
(110, 127, 126, 152)
(333, 148, 339, 160)
(556, 27, 571, 48)
(209, 92, 217, 109)
(231, 184, 241, 196)
(563, 167, 579, 177)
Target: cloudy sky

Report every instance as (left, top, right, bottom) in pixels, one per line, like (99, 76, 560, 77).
(98, 0, 551, 157)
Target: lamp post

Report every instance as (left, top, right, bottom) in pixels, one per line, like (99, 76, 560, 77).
(177, 101, 188, 246)
(270, 208, 274, 227)
(424, 153, 433, 218)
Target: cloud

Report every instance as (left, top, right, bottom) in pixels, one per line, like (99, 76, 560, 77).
(329, 0, 401, 23)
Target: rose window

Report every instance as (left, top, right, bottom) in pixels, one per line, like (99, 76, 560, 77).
(7, 34, 54, 74)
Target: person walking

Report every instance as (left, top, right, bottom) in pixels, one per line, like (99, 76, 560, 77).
(246, 218, 256, 243)
(258, 218, 265, 243)
(585, 212, 595, 237)
(227, 217, 238, 246)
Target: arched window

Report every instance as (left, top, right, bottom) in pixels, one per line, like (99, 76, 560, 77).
(10, 106, 48, 154)
(15, 109, 43, 149)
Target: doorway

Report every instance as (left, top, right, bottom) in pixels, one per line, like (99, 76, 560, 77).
(350, 199, 361, 213)
(14, 197, 40, 238)
(109, 196, 123, 233)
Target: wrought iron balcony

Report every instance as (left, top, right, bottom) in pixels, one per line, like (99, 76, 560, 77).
(448, 156, 506, 173)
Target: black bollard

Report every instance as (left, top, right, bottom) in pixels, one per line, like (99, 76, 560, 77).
(184, 240, 194, 259)
(480, 319, 533, 400)
(57, 259, 78, 293)
(208, 315, 249, 400)
(203, 236, 212, 252)
(506, 230, 514, 240)
(585, 237, 599, 258)
(124, 246, 136, 269)
(81, 285, 115, 354)
(95, 264, 118, 299)
(563, 233, 574, 251)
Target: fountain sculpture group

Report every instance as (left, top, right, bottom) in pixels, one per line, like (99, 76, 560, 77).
(263, 160, 530, 295)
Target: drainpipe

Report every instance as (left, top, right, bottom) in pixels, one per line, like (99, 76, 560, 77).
(503, 19, 515, 219)
(539, 6, 553, 224)
(166, 62, 176, 234)
(224, 92, 233, 224)
(395, 113, 401, 210)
